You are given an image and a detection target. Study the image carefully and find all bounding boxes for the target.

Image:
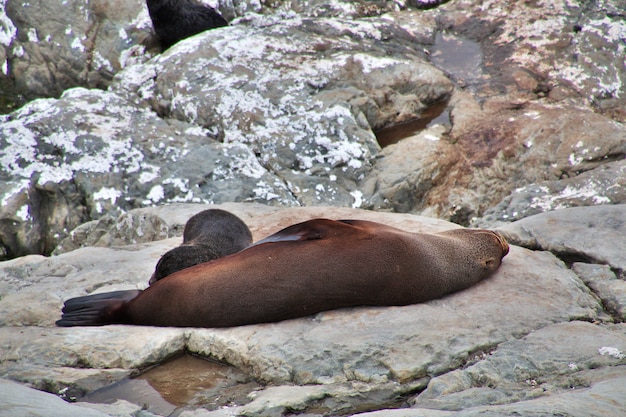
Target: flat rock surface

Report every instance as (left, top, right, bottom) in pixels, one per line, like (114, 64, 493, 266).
(497, 205, 626, 270)
(2, 203, 625, 416)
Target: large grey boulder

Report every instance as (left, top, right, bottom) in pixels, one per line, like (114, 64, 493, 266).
(110, 13, 452, 208)
(497, 204, 626, 270)
(473, 159, 626, 227)
(1, 0, 155, 108)
(0, 88, 295, 260)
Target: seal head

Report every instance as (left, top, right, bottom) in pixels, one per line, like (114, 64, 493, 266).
(150, 209, 252, 284)
(146, 0, 228, 49)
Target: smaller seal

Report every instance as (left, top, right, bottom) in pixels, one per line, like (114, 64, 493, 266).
(150, 209, 252, 284)
(146, 0, 228, 50)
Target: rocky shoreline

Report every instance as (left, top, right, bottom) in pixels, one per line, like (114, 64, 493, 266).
(1, 203, 625, 416)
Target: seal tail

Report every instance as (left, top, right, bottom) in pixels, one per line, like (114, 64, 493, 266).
(56, 290, 141, 327)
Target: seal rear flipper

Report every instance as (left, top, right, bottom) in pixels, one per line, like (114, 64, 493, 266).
(56, 290, 141, 327)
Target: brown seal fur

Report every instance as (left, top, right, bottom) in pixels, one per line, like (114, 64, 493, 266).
(149, 209, 252, 284)
(56, 218, 509, 328)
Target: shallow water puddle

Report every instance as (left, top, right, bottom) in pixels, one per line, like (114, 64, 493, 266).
(80, 354, 261, 416)
(430, 31, 483, 85)
(375, 100, 450, 147)
(375, 32, 482, 147)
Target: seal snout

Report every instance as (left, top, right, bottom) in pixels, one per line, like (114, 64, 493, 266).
(491, 231, 509, 257)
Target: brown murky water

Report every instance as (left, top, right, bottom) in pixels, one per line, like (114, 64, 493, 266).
(375, 100, 450, 147)
(374, 31, 482, 148)
(80, 354, 261, 416)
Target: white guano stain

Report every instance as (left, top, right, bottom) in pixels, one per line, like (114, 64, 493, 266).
(0, 89, 146, 186)
(0, 0, 17, 46)
(598, 346, 625, 360)
(351, 190, 363, 208)
(26, 28, 38, 42)
(146, 185, 164, 203)
(529, 182, 612, 212)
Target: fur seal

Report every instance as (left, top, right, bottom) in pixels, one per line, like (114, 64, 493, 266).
(150, 209, 252, 284)
(146, 0, 228, 50)
(56, 218, 509, 328)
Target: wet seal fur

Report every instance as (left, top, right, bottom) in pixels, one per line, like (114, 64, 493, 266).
(146, 0, 228, 50)
(57, 218, 509, 328)
(150, 209, 252, 284)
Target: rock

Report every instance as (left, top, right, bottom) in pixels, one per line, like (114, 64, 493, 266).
(235, 381, 426, 417)
(414, 98, 626, 224)
(2, 0, 626, 414)
(109, 13, 452, 207)
(80, 398, 163, 417)
(0, 87, 296, 260)
(3, 203, 622, 417)
(473, 159, 626, 227)
(399, 0, 626, 222)
(0, 0, 413, 108)
(242, 385, 329, 417)
(436, 0, 626, 123)
(1, 0, 156, 108)
(361, 124, 455, 215)
(0, 378, 112, 417)
(2, 365, 133, 402)
(0, 0, 277, 109)
(572, 263, 626, 322)
(496, 205, 626, 325)
(412, 321, 626, 410)
(496, 205, 626, 270)
(356, 369, 626, 417)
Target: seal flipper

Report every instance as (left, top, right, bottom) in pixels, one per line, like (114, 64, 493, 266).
(56, 290, 141, 327)
(252, 218, 349, 246)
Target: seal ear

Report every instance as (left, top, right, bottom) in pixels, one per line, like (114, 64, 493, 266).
(252, 218, 345, 246)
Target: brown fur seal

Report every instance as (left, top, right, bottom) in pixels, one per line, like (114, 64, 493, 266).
(146, 0, 228, 50)
(56, 218, 509, 328)
(150, 209, 252, 284)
